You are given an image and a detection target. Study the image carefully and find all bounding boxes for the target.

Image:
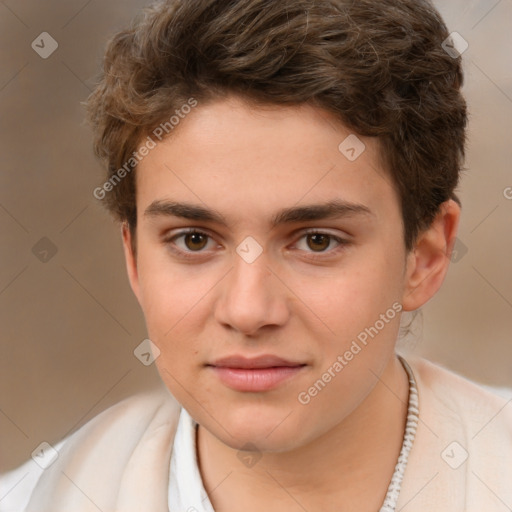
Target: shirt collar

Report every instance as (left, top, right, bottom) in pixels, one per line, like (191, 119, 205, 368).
(168, 406, 215, 512)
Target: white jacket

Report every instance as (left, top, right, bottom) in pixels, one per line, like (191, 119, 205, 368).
(14, 357, 512, 511)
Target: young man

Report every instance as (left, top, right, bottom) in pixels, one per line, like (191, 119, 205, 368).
(7, 0, 512, 510)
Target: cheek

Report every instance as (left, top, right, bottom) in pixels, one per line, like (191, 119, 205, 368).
(292, 250, 404, 342)
(134, 257, 200, 371)
(140, 265, 207, 404)
(289, 264, 403, 437)
(135, 244, 207, 328)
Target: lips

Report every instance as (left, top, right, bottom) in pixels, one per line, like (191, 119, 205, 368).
(211, 354, 305, 369)
(207, 354, 307, 392)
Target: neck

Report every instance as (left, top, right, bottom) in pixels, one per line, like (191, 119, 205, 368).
(197, 355, 409, 512)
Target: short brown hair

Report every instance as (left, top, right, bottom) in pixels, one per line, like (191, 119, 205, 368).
(86, 0, 467, 251)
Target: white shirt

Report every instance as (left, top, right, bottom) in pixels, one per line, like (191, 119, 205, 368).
(168, 407, 215, 512)
(0, 408, 210, 512)
(1, 381, 512, 512)
(0, 439, 66, 512)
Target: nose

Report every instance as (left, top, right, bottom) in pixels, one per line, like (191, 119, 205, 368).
(214, 251, 290, 336)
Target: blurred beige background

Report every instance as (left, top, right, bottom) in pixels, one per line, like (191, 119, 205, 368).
(0, 0, 511, 472)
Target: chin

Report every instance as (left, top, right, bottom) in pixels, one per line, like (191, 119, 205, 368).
(217, 428, 305, 454)
(205, 406, 309, 453)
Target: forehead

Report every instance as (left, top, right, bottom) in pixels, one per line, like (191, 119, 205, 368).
(135, 96, 399, 229)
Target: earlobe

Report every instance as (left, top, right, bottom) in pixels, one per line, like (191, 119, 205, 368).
(121, 222, 141, 302)
(401, 199, 461, 311)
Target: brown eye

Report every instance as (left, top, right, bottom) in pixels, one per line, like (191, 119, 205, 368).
(306, 233, 331, 252)
(164, 229, 216, 257)
(293, 230, 349, 259)
(184, 232, 209, 251)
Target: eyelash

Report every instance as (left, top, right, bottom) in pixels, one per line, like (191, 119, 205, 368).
(162, 228, 350, 261)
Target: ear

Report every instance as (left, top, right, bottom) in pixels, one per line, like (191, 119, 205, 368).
(121, 222, 141, 303)
(401, 199, 461, 311)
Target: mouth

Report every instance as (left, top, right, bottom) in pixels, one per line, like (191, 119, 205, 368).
(207, 355, 307, 392)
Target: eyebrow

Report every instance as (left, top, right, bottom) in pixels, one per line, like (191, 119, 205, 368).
(144, 199, 373, 228)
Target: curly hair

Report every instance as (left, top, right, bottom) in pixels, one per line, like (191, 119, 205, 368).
(86, 0, 467, 251)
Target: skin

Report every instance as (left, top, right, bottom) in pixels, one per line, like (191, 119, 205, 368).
(122, 95, 460, 512)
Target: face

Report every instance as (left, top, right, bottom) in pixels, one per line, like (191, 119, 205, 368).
(124, 96, 418, 452)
